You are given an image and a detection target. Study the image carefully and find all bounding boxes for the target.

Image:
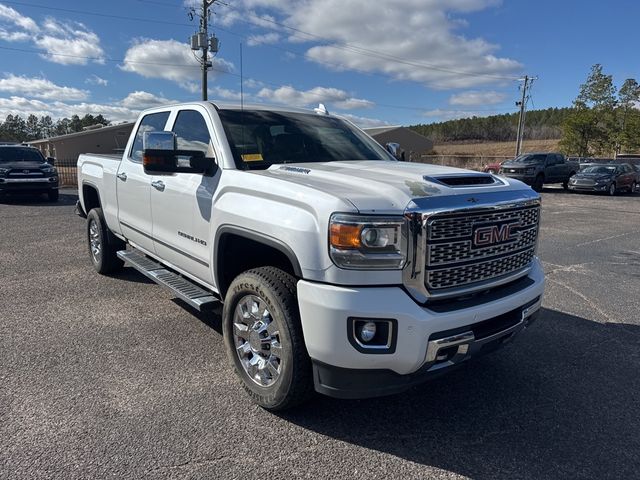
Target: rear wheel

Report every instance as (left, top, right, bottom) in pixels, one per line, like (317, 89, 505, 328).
(222, 267, 314, 411)
(608, 183, 616, 196)
(86, 208, 125, 274)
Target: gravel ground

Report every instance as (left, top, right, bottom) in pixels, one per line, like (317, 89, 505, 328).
(1, 187, 639, 479)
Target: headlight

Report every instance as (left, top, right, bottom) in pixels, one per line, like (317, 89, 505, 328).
(329, 213, 405, 270)
(41, 166, 57, 174)
(0, 167, 8, 175)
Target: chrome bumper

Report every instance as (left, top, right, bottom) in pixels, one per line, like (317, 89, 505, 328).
(424, 296, 541, 371)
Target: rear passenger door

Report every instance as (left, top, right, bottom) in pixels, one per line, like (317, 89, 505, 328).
(117, 110, 170, 254)
(150, 107, 220, 285)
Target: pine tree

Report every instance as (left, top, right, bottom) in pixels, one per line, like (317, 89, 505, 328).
(616, 79, 640, 153)
(560, 64, 618, 156)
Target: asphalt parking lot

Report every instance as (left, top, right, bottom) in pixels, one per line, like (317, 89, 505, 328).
(1, 187, 639, 479)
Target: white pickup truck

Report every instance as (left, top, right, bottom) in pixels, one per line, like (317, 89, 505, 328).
(77, 101, 544, 410)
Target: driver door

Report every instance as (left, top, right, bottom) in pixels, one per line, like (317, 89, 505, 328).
(150, 107, 220, 285)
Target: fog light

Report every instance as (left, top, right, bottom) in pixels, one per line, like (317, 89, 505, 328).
(359, 322, 377, 342)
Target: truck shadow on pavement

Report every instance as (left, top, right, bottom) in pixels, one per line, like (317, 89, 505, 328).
(276, 307, 640, 479)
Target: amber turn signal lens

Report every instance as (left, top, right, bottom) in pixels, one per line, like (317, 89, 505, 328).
(330, 223, 362, 249)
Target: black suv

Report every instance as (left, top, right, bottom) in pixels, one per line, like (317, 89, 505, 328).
(0, 145, 59, 201)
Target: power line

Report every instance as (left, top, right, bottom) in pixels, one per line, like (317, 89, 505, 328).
(6, 0, 521, 82)
(213, 2, 523, 81)
(4, 0, 521, 86)
(0, 44, 235, 73)
(0, 44, 518, 115)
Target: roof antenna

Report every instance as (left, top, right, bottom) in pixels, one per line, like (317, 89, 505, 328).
(314, 103, 329, 115)
(240, 42, 244, 113)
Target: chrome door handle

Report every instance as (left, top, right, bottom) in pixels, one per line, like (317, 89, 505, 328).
(117, 172, 127, 181)
(151, 180, 165, 192)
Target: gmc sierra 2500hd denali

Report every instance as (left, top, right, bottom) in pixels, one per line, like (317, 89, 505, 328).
(77, 102, 544, 410)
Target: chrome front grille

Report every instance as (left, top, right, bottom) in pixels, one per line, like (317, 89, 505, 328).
(425, 205, 540, 291)
(8, 169, 43, 178)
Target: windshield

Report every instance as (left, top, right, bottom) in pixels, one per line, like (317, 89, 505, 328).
(0, 147, 45, 163)
(217, 109, 393, 169)
(581, 165, 616, 174)
(511, 154, 546, 163)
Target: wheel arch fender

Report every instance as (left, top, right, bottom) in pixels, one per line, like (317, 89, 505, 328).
(214, 225, 303, 298)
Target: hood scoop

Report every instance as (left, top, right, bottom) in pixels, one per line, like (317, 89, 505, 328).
(424, 173, 502, 188)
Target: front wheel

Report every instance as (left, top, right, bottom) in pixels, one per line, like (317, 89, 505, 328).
(222, 267, 314, 411)
(608, 183, 616, 196)
(630, 182, 637, 194)
(47, 189, 59, 202)
(532, 175, 544, 192)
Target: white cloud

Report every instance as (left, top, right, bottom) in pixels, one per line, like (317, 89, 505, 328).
(449, 90, 507, 106)
(120, 38, 234, 91)
(209, 86, 242, 100)
(120, 91, 179, 109)
(224, 0, 521, 89)
(0, 28, 29, 42)
(338, 113, 390, 128)
(37, 19, 105, 65)
(257, 85, 374, 110)
(247, 32, 281, 46)
(0, 96, 136, 123)
(0, 74, 89, 101)
(0, 4, 38, 33)
(0, 89, 184, 124)
(85, 74, 108, 86)
(0, 6, 105, 65)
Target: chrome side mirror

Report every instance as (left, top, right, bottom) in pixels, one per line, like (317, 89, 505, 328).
(386, 142, 400, 157)
(143, 131, 176, 151)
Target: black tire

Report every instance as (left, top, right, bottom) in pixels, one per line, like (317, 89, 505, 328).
(86, 207, 125, 274)
(47, 189, 59, 202)
(608, 182, 616, 196)
(222, 267, 314, 411)
(562, 180, 569, 190)
(533, 175, 544, 192)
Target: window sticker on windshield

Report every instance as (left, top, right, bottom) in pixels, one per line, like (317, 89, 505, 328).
(241, 153, 263, 162)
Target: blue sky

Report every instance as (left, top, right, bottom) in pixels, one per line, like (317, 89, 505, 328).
(0, 0, 637, 128)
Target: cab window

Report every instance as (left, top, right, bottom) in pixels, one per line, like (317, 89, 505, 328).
(130, 111, 170, 162)
(172, 110, 212, 154)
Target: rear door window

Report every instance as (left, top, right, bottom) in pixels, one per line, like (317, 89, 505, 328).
(130, 111, 171, 162)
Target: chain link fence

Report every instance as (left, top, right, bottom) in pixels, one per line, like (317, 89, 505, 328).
(55, 158, 77, 187)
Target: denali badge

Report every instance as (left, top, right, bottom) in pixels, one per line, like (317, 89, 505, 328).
(472, 221, 522, 248)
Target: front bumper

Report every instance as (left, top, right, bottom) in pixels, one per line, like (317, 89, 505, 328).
(0, 177, 59, 192)
(568, 183, 608, 192)
(297, 257, 544, 399)
(501, 173, 535, 185)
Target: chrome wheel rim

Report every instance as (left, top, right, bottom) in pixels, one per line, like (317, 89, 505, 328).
(89, 219, 101, 263)
(233, 294, 282, 387)
(609, 184, 615, 195)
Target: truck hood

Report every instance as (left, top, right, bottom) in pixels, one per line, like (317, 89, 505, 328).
(254, 160, 529, 213)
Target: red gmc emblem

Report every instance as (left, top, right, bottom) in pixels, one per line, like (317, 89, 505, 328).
(472, 221, 522, 248)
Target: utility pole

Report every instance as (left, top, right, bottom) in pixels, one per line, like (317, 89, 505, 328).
(515, 76, 528, 157)
(514, 75, 537, 157)
(189, 0, 219, 101)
